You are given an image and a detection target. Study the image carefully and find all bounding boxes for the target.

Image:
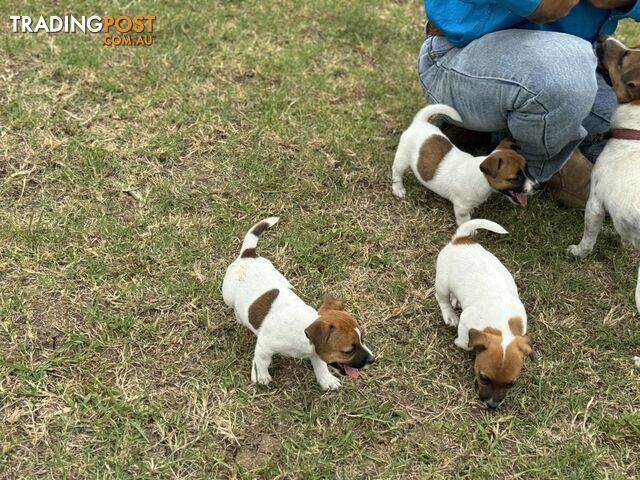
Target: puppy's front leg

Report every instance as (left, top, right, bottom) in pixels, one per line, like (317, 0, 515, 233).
(453, 204, 472, 226)
(568, 197, 605, 258)
(391, 149, 409, 198)
(251, 341, 273, 385)
(310, 355, 340, 391)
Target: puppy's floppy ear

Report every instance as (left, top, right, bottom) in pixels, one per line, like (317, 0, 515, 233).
(517, 335, 533, 357)
(468, 328, 487, 352)
(319, 294, 344, 313)
(480, 154, 503, 179)
(622, 67, 640, 99)
(304, 318, 334, 347)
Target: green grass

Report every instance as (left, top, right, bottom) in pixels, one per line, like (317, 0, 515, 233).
(1, 1, 639, 478)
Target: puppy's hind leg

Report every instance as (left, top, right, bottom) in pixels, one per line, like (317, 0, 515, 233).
(391, 141, 411, 198)
(453, 203, 472, 226)
(568, 195, 605, 258)
(251, 341, 273, 385)
(435, 275, 459, 327)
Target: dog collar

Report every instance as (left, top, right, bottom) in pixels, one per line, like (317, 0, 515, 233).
(608, 128, 640, 140)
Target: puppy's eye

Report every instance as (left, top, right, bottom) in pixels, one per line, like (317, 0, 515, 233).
(479, 374, 491, 385)
(343, 344, 356, 355)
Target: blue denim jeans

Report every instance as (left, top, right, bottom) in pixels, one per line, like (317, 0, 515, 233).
(417, 29, 617, 182)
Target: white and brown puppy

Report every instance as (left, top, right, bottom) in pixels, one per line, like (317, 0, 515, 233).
(568, 35, 640, 316)
(222, 217, 374, 391)
(435, 219, 532, 409)
(391, 104, 537, 226)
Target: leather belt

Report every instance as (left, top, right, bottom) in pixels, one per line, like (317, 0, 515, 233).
(425, 21, 444, 38)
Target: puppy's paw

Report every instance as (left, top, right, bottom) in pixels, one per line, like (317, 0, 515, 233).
(443, 311, 459, 327)
(567, 244, 591, 258)
(455, 337, 472, 351)
(319, 375, 341, 391)
(392, 184, 406, 198)
(251, 370, 272, 385)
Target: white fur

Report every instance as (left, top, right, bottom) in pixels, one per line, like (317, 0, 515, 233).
(222, 218, 343, 391)
(391, 105, 536, 226)
(567, 102, 640, 316)
(435, 219, 527, 352)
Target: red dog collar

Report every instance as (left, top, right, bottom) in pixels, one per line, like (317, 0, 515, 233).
(608, 128, 640, 140)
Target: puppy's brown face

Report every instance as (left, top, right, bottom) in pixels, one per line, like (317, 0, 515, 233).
(304, 295, 375, 378)
(468, 318, 532, 409)
(596, 35, 640, 104)
(480, 139, 536, 207)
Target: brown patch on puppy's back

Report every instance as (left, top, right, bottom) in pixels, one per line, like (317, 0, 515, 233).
(248, 289, 279, 329)
(452, 236, 476, 245)
(417, 135, 453, 182)
(241, 248, 258, 258)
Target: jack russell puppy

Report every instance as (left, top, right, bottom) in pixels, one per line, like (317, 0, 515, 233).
(222, 217, 375, 391)
(435, 219, 532, 409)
(391, 104, 538, 226)
(568, 35, 640, 317)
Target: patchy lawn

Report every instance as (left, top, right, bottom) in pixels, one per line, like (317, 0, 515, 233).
(1, 1, 639, 478)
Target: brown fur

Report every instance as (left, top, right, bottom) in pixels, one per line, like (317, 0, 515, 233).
(248, 289, 279, 329)
(597, 37, 640, 104)
(416, 135, 453, 182)
(509, 316, 525, 336)
(304, 295, 368, 365)
(251, 221, 270, 236)
(452, 236, 476, 245)
(469, 320, 532, 403)
(480, 142, 527, 192)
(241, 248, 258, 258)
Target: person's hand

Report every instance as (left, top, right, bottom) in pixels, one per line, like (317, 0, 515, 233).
(528, 0, 580, 24)
(587, 0, 634, 9)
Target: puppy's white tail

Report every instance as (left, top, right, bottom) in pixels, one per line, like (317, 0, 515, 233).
(412, 104, 462, 126)
(239, 217, 280, 258)
(452, 219, 508, 242)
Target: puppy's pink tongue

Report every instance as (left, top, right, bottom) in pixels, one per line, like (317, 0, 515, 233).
(343, 365, 361, 378)
(516, 193, 528, 207)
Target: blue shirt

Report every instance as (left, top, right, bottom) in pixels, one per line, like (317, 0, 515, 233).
(424, 0, 640, 47)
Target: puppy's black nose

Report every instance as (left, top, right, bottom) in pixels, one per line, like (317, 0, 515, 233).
(484, 399, 502, 410)
(367, 355, 375, 364)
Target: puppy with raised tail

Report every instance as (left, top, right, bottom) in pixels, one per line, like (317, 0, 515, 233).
(435, 219, 532, 409)
(222, 217, 375, 391)
(391, 104, 538, 226)
(567, 35, 640, 317)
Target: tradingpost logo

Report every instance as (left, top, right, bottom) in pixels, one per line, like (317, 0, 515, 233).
(9, 15, 156, 46)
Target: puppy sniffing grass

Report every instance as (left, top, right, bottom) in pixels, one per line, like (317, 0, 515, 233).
(222, 217, 375, 390)
(391, 104, 538, 226)
(435, 219, 532, 409)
